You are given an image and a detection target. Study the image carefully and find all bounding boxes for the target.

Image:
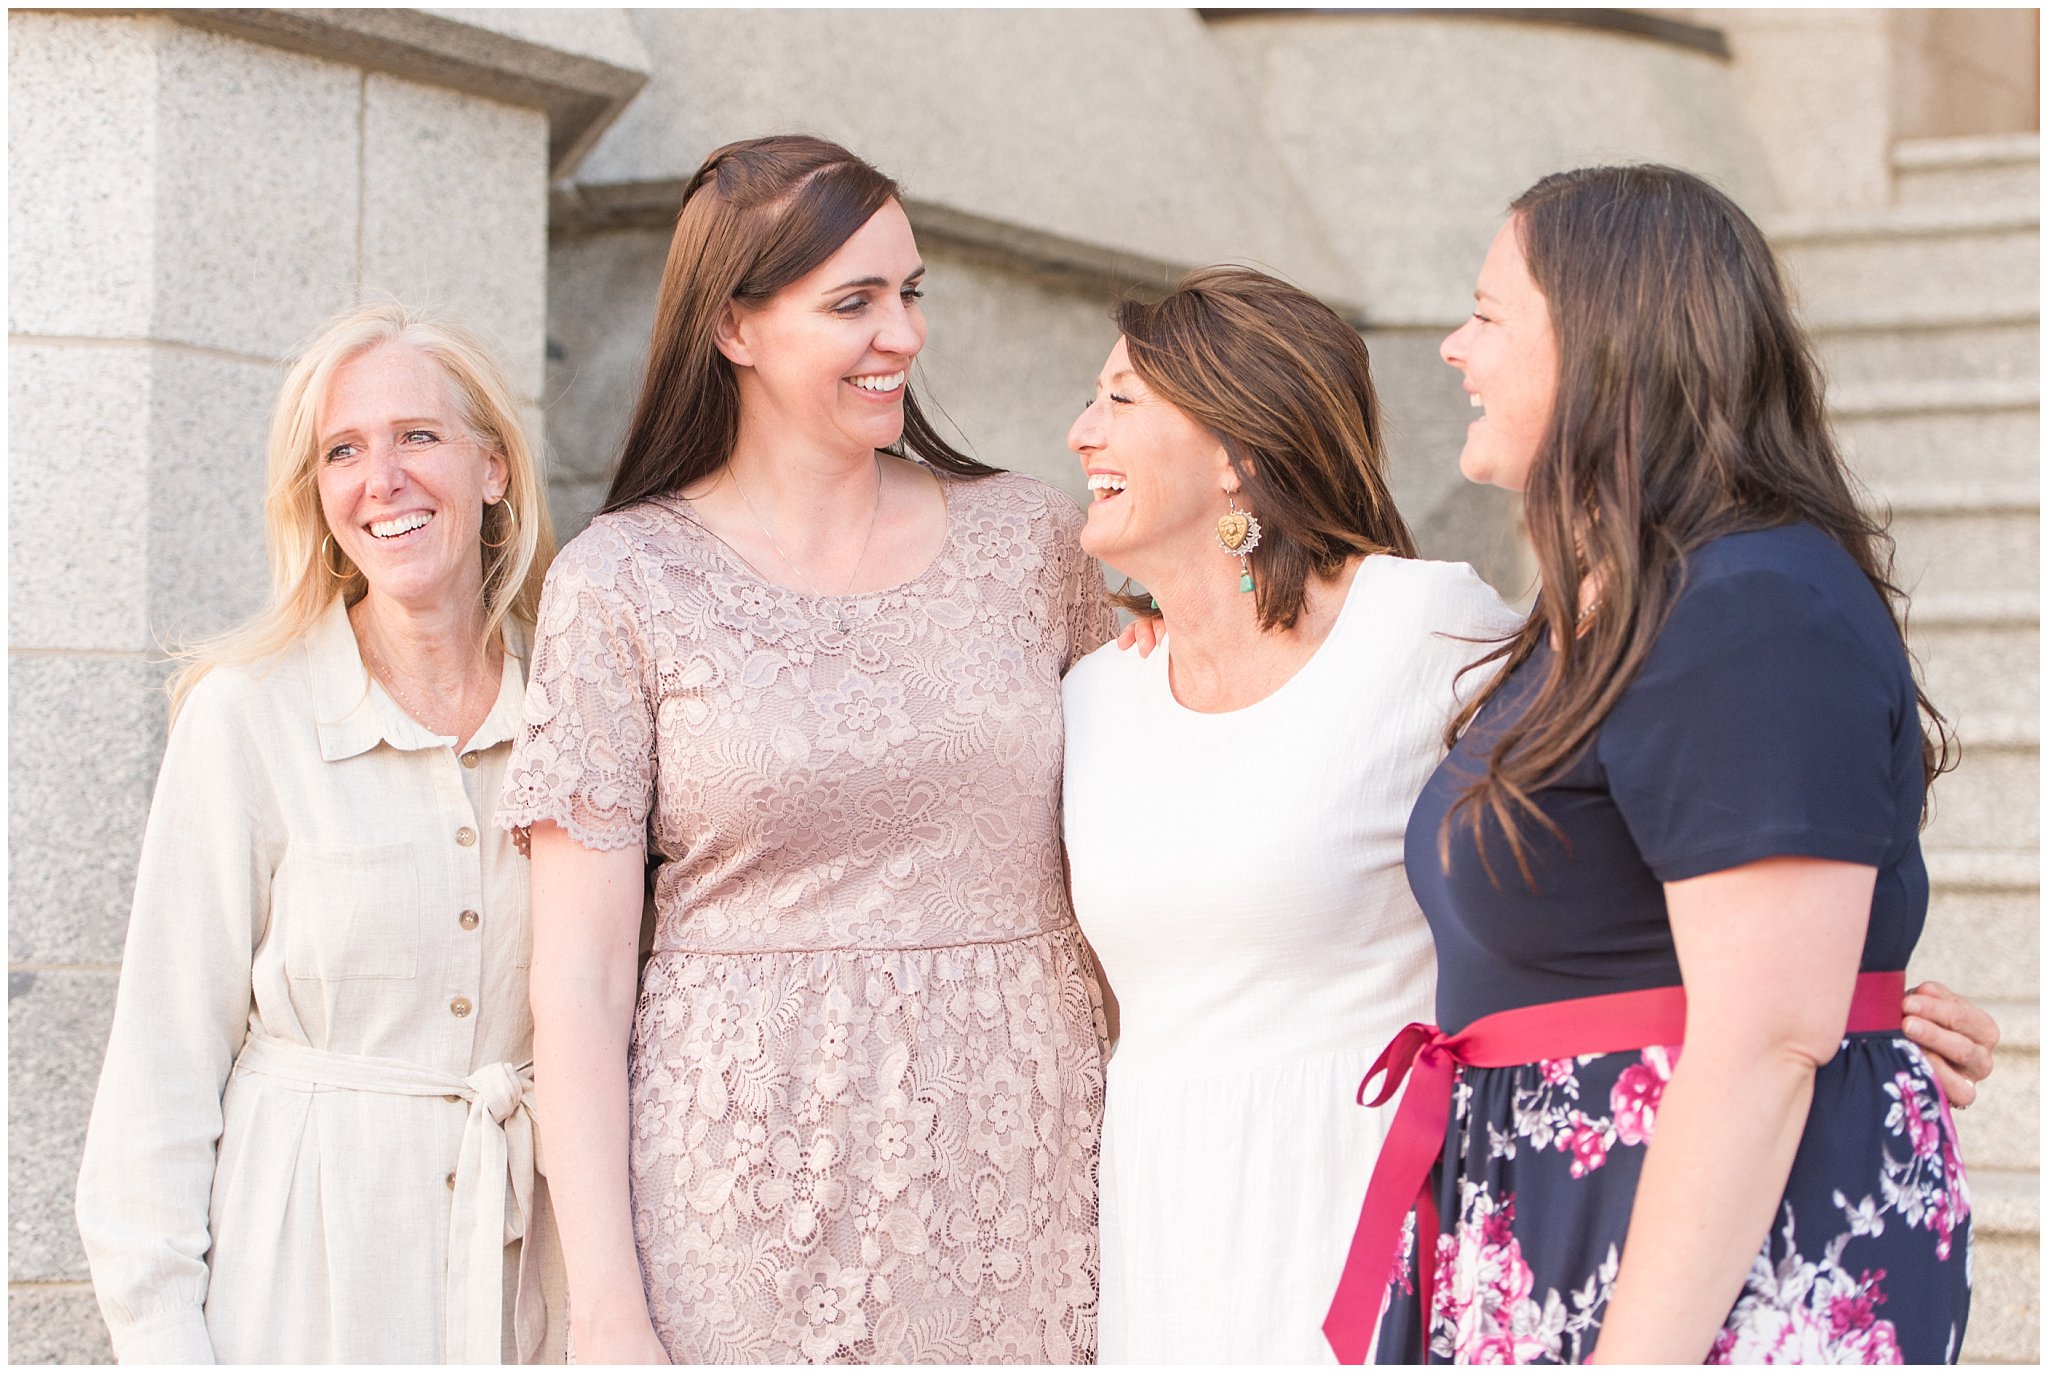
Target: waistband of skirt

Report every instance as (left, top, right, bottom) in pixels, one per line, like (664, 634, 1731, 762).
(647, 922, 1086, 959)
(1438, 969, 1906, 1070)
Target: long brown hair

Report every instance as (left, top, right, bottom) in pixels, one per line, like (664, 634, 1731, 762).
(1114, 265, 1418, 631)
(604, 134, 994, 512)
(1443, 164, 1953, 883)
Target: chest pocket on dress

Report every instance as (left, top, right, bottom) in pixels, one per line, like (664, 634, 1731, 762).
(281, 842, 421, 980)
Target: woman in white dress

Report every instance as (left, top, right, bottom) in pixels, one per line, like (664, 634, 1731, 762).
(1058, 265, 2000, 1363)
(1061, 267, 1516, 1362)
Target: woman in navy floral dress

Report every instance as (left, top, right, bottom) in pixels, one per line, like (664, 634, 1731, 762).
(1326, 166, 1972, 1364)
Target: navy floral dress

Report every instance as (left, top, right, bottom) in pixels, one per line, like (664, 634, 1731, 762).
(1373, 525, 1971, 1364)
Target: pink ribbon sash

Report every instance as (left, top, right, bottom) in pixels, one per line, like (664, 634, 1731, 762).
(1321, 970, 1906, 1364)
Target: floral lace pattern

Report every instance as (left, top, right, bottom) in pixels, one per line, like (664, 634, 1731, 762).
(500, 472, 1118, 1362)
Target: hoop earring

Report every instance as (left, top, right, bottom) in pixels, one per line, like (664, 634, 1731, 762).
(1216, 495, 1262, 594)
(320, 533, 354, 580)
(479, 498, 518, 551)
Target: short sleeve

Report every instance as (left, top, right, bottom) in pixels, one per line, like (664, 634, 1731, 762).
(1047, 495, 1117, 672)
(496, 520, 658, 855)
(1597, 568, 1904, 882)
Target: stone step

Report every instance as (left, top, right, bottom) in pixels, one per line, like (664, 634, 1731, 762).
(1964, 1168, 2043, 1362)
(1967, 1165, 2041, 1237)
(1923, 737, 2040, 852)
(1911, 590, 2041, 627)
(1949, 1034, 2038, 1173)
(1834, 380, 2039, 490)
(1893, 132, 2041, 211)
(1924, 847, 2040, 892)
(1965, 1226, 2042, 1363)
(1816, 314, 2038, 392)
(1915, 882, 2041, 1002)
(1881, 487, 2039, 604)
(1910, 616, 2039, 727)
(1771, 204, 2038, 331)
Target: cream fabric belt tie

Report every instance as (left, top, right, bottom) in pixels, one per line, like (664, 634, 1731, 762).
(233, 1032, 545, 1364)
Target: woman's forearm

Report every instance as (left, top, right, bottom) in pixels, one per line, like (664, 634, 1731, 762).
(1591, 1042, 1818, 1362)
(528, 826, 664, 1354)
(533, 964, 650, 1336)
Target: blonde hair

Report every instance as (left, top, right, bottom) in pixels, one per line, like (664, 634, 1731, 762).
(167, 302, 557, 720)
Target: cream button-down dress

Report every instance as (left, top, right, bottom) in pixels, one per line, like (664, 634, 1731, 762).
(75, 598, 564, 1364)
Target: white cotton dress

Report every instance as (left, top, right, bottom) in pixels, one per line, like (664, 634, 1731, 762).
(1061, 555, 1521, 1364)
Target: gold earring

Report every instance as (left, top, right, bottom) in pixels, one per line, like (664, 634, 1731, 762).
(320, 533, 354, 580)
(1216, 495, 1261, 593)
(479, 498, 518, 551)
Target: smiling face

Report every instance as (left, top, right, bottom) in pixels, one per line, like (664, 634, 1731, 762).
(1441, 215, 1559, 492)
(1067, 336, 1233, 578)
(314, 341, 507, 617)
(718, 198, 927, 459)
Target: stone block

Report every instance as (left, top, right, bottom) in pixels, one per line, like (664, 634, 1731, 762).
(151, 24, 359, 361)
(1913, 886, 2041, 1004)
(8, 969, 119, 1281)
(8, 342, 153, 652)
(7, 13, 159, 340)
(1838, 401, 2039, 490)
(1962, 1230, 2041, 1363)
(144, 351, 283, 649)
(572, 10, 1353, 302)
(1816, 320, 2039, 392)
(1924, 743, 2039, 854)
(909, 245, 1122, 504)
(1888, 505, 2038, 605)
(1949, 1045, 2040, 1175)
(1708, 9, 1893, 211)
(1913, 619, 2039, 729)
(1209, 13, 1776, 324)
(8, 655, 167, 967)
(8, 1285, 114, 1364)
(545, 476, 613, 548)
(361, 73, 550, 398)
(421, 6, 649, 77)
(545, 225, 669, 491)
(1775, 215, 2041, 332)
(544, 228, 663, 497)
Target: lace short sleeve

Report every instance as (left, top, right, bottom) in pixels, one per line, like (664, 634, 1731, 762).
(496, 517, 658, 856)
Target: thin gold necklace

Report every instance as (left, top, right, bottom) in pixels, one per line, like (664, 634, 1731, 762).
(728, 454, 885, 634)
(353, 609, 493, 737)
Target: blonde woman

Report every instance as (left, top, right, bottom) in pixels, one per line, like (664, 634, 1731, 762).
(75, 303, 563, 1363)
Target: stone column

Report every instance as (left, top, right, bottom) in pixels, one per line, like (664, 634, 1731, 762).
(6, 10, 643, 1357)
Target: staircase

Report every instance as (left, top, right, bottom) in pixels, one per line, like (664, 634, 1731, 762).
(1773, 132, 2040, 1366)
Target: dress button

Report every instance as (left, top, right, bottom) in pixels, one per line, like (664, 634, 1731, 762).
(443, 1093, 462, 1103)
(450, 996, 472, 1018)
(445, 1171, 457, 1190)
(459, 909, 480, 931)
(455, 826, 477, 847)
(460, 751, 480, 769)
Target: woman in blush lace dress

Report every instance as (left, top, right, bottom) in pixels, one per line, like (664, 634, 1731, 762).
(498, 136, 1115, 1363)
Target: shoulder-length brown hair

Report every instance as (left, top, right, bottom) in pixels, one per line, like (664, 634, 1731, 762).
(604, 134, 994, 512)
(1114, 265, 1417, 630)
(1443, 164, 1953, 882)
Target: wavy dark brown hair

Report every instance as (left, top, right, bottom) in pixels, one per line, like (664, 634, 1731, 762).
(1442, 164, 1954, 884)
(604, 134, 995, 512)
(1114, 266, 1418, 630)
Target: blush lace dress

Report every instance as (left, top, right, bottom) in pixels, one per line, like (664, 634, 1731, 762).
(499, 470, 1116, 1363)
